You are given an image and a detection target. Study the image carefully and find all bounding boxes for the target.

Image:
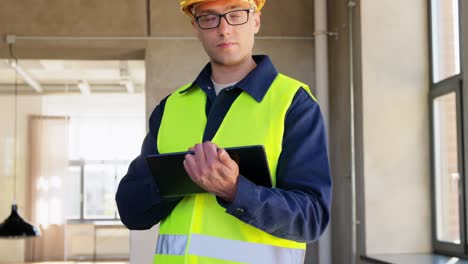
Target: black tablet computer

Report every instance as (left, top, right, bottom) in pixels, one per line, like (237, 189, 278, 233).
(145, 145, 272, 198)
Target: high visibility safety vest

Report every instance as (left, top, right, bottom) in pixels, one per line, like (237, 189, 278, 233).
(154, 73, 314, 264)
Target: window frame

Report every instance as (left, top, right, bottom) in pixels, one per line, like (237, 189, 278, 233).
(429, 0, 467, 257)
(429, 82, 465, 256)
(66, 159, 130, 223)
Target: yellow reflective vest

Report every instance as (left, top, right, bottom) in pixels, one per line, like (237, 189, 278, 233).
(154, 73, 313, 264)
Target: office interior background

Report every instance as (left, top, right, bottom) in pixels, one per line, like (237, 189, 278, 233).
(0, 0, 467, 263)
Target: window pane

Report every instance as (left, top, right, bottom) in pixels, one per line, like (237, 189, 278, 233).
(65, 166, 81, 219)
(84, 164, 116, 219)
(433, 92, 460, 243)
(431, 0, 460, 82)
(109, 118, 145, 160)
(115, 163, 130, 219)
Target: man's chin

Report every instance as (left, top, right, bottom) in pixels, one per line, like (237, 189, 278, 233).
(211, 55, 247, 67)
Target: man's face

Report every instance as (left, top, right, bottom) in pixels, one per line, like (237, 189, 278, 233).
(192, 0, 261, 67)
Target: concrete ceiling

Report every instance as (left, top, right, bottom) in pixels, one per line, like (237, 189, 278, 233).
(0, 0, 314, 59)
(0, 59, 145, 95)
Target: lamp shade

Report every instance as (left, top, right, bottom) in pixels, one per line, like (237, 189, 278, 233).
(0, 204, 40, 238)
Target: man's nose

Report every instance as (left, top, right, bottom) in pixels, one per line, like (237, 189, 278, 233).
(217, 16, 232, 34)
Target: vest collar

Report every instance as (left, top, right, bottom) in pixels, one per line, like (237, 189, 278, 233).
(179, 55, 278, 103)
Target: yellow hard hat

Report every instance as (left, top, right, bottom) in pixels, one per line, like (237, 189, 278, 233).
(180, 0, 265, 19)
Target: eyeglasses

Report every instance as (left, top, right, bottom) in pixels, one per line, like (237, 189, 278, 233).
(195, 9, 254, 30)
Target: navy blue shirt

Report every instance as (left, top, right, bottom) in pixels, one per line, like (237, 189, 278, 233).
(116, 55, 332, 243)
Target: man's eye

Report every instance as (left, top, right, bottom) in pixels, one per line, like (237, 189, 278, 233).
(200, 15, 217, 22)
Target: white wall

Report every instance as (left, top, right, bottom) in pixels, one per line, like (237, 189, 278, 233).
(130, 225, 158, 264)
(0, 95, 43, 263)
(361, 0, 431, 254)
(42, 94, 145, 117)
(65, 223, 130, 260)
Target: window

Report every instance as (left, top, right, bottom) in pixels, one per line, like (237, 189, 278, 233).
(429, 0, 467, 257)
(65, 116, 145, 222)
(430, 0, 461, 82)
(432, 92, 461, 244)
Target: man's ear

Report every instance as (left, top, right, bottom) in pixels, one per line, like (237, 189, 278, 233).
(253, 11, 261, 34)
(192, 20, 201, 40)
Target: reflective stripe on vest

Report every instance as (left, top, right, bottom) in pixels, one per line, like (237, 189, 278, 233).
(154, 73, 313, 264)
(156, 234, 305, 263)
(156, 234, 187, 256)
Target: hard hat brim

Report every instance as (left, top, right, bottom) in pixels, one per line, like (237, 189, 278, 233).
(180, 0, 264, 19)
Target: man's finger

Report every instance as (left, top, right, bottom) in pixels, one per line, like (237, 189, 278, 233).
(218, 148, 233, 165)
(184, 154, 197, 178)
(194, 143, 207, 166)
(183, 159, 191, 175)
(203, 142, 218, 164)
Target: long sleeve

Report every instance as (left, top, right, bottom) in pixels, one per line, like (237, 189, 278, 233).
(116, 97, 182, 230)
(219, 88, 332, 243)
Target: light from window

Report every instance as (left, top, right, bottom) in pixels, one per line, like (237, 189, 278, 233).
(433, 92, 460, 244)
(69, 117, 144, 160)
(65, 115, 145, 221)
(84, 164, 116, 219)
(65, 166, 81, 219)
(431, 0, 460, 83)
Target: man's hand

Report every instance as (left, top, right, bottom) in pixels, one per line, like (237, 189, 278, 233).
(183, 141, 239, 202)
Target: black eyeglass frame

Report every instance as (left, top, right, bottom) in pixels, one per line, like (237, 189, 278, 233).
(195, 9, 255, 30)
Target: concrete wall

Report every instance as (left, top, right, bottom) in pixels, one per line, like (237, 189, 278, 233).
(327, 0, 365, 262)
(0, 0, 314, 60)
(361, 0, 430, 255)
(328, 0, 430, 262)
(0, 0, 148, 59)
(0, 0, 147, 36)
(145, 39, 315, 114)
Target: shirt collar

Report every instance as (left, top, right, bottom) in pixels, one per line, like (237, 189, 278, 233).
(180, 55, 278, 102)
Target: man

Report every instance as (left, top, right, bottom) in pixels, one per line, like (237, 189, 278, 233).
(116, 0, 332, 263)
